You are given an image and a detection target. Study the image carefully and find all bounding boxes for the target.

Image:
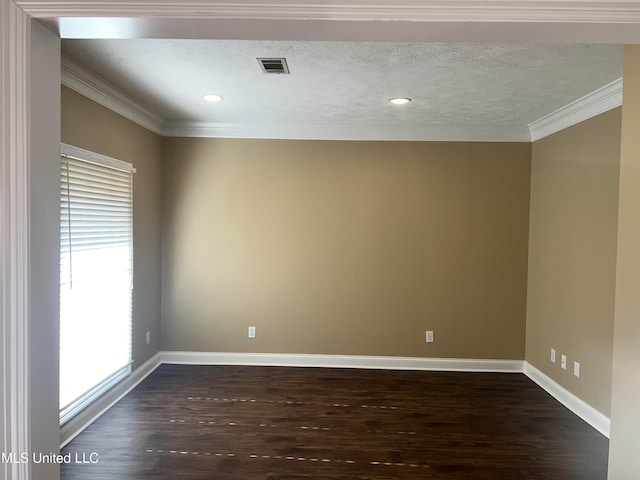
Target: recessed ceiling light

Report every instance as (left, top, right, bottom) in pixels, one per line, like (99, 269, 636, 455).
(203, 94, 223, 103)
(389, 98, 412, 105)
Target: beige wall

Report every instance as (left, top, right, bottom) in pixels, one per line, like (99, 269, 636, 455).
(608, 46, 640, 478)
(526, 108, 621, 416)
(162, 138, 531, 358)
(61, 86, 163, 368)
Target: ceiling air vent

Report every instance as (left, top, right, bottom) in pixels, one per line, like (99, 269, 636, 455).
(257, 58, 290, 74)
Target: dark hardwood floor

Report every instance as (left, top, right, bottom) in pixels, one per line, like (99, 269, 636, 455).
(61, 364, 609, 480)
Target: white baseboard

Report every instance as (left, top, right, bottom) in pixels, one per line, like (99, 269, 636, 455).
(160, 351, 524, 373)
(523, 362, 610, 438)
(60, 352, 162, 448)
(60, 352, 609, 447)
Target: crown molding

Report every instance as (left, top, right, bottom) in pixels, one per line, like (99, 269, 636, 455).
(62, 54, 622, 143)
(61, 55, 166, 135)
(18, 1, 640, 23)
(62, 58, 531, 141)
(164, 121, 531, 142)
(528, 77, 623, 141)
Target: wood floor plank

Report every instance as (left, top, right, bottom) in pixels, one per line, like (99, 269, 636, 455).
(61, 365, 608, 479)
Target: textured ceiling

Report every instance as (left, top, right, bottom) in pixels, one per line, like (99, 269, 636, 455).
(61, 39, 622, 135)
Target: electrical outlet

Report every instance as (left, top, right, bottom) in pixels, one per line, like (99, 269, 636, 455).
(561, 354, 567, 370)
(146, 331, 150, 345)
(426, 331, 435, 343)
(574, 361, 580, 377)
(550, 348, 556, 363)
(248, 326, 256, 339)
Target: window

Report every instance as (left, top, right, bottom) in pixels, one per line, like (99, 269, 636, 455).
(59, 144, 135, 424)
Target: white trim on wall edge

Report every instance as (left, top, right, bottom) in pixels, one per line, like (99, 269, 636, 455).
(59, 352, 520, 445)
(523, 362, 610, 438)
(160, 351, 524, 373)
(1, 4, 31, 480)
(60, 51, 621, 143)
(19, 1, 640, 24)
(59, 353, 610, 447)
(60, 352, 162, 448)
(61, 55, 166, 135)
(163, 121, 531, 142)
(528, 77, 623, 141)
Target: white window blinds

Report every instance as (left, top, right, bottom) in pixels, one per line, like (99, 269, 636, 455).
(59, 144, 135, 424)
